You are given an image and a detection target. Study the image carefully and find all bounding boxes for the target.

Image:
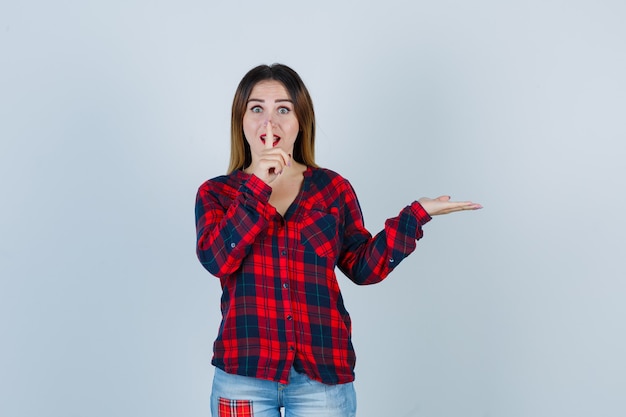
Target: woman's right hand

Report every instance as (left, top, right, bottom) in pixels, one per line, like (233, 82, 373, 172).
(251, 121, 291, 185)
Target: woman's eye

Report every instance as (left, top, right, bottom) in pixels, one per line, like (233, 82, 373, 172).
(278, 107, 290, 115)
(251, 106, 262, 113)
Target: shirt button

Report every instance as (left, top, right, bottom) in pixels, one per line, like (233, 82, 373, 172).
(389, 258, 395, 263)
(287, 315, 293, 321)
(230, 242, 236, 248)
(281, 250, 287, 256)
(282, 283, 289, 289)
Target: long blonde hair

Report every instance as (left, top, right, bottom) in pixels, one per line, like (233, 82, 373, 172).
(227, 64, 318, 174)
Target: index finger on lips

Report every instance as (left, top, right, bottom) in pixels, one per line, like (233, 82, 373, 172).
(265, 120, 274, 149)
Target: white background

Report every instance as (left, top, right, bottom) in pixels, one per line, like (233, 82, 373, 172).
(1, 1, 625, 416)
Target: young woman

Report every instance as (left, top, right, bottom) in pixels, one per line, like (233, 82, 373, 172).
(195, 63, 482, 417)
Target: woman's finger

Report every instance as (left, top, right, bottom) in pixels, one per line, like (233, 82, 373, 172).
(265, 120, 274, 149)
(260, 148, 291, 167)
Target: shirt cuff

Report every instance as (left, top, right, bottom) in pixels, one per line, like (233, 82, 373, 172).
(242, 174, 273, 203)
(409, 201, 432, 226)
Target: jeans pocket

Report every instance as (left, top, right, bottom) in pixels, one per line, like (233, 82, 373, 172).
(325, 382, 357, 417)
(217, 397, 254, 417)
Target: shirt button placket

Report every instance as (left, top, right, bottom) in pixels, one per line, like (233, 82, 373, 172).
(282, 245, 295, 357)
(278, 223, 296, 366)
(280, 225, 296, 364)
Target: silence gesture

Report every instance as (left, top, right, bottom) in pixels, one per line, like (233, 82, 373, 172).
(251, 120, 292, 185)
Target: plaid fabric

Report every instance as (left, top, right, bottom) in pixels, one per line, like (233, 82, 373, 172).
(218, 397, 253, 417)
(196, 167, 431, 385)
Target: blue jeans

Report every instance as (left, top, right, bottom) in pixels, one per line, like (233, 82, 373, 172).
(210, 366, 357, 417)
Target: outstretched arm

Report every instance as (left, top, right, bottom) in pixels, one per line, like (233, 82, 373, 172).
(338, 190, 481, 285)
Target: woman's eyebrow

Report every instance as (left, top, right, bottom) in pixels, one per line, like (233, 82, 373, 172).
(247, 98, 293, 103)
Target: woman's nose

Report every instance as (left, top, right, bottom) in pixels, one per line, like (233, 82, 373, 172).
(264, 118, 277, 128)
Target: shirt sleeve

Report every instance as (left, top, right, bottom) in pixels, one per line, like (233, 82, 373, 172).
(195, 174, 277, 278)
(337, 181, 432, 285)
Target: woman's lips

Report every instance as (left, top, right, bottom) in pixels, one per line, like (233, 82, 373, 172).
(261, 135, 281, 146)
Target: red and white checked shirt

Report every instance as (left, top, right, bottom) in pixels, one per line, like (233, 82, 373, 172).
(195, 167, 431, 385)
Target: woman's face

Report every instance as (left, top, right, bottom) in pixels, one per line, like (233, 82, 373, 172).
(243, 80, 299, 159)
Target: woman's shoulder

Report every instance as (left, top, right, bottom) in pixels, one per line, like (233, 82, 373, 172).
(197, 171, 247, 196)
(307, 166, 355, 193)
(308, 166, 349, 183)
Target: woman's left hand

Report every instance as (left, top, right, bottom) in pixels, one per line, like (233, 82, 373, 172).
(418, 196, 482, 216)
